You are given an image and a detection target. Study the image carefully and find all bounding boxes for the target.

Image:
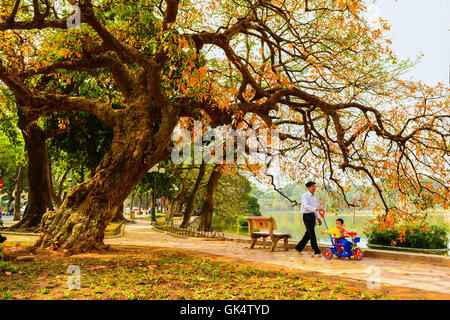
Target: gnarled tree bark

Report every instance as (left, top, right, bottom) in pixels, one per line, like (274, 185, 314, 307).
(180, 161, 206, 228)
(111, 203, 127, 223)
(51, 168, 70, 209)
(198, 164, 222, 232)
(34, 105, 178, 252)
(10, 110, 54, 230)
(12, 162, 25, 221)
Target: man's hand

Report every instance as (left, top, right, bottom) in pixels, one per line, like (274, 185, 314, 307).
(317, 219, 322, 226)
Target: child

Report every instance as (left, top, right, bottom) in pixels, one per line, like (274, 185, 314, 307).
(321, 218, 352, 253)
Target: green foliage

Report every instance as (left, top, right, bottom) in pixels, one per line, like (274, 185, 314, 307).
(0, 95, 21, 146)
(141, 162, 177, 198)
(47, 112, 113, 172)
(237, 215, 248, 228)
(0, 132, 26, 197)
(96, 0, 160, 53)
(242, 194, 261, 216)
(212, 172, 261, 220)
(365, 223, 448, 249)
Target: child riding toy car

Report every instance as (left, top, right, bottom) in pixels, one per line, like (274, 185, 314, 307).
(318, 209, 363, 261)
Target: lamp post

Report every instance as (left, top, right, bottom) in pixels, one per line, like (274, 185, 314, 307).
(351, 197, 363, 230)
(148, 165, 165, 224)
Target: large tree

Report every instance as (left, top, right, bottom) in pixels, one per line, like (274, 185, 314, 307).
(0, 0, 448, 252)
(0, 130, 25, 213)
(9, 101, 62, 230)
(0, 98, 25, 209)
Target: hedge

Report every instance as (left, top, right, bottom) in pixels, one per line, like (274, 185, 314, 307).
(364, 223, 448, 249)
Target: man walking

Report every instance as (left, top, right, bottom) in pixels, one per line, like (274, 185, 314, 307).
(295, 181, 322, 257)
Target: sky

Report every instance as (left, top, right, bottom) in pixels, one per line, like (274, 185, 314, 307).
(369, 0, 450, 86)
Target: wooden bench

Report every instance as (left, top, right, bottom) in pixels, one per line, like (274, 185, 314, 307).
(245, 216, 291, 252)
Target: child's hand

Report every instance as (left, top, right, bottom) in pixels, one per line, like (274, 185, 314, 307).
(320, 231, 325, 234)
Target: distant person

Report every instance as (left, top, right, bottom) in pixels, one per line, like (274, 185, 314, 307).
(295, 181, 323, 257)
(0, 211, 6, 243)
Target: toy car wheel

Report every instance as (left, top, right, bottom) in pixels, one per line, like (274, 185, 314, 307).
(352, 248, 363, 261)
(323, 248, 333, 260)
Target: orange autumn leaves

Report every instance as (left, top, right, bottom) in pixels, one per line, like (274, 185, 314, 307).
(0, 0, 448, 228)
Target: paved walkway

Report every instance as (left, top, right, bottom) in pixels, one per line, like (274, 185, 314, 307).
(104, 219, 450, 296)
(2, 218, 449, 296)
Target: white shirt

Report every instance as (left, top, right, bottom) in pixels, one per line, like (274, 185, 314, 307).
(300, 191, 320, 220)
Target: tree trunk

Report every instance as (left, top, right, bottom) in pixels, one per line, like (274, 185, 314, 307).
(129, 190, 135, 212)
(6, 191, 14, 212)
(85, 137, 98, 178)
(111, 202, 127, 222)
(13, 163, 26, 221)
(180, 161, 206, 228)
(166, 186, 186, 224)
(198, 165, 222, 232)
(151, 190, 157, 218)
(35, 122, 174, 253)
(52, 168, 70, 208)
(46, 158, 55, 212)
(10, 122, 53, 230)
(138, 192, 143, 214)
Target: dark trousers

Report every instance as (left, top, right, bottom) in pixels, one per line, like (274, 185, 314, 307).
(295, 213, 321, 254)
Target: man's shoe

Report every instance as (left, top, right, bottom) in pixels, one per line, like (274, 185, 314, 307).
(294, 248, 303, 255)
(311, 253, 321, 258)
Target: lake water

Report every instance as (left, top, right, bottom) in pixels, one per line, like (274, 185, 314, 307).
(213, 210, 450, 249)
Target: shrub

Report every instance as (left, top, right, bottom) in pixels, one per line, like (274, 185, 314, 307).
(365, 223, 448, 249)
(237, 216, 248, 228)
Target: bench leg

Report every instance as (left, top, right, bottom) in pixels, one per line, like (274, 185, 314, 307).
(271, 237, 279, 252)
(250, 237, 257, 249)
(262, 237, 266, 248)
(283, 237, 289, 251)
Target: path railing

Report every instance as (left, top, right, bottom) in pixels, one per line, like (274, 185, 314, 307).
(158, 222, 225, 240)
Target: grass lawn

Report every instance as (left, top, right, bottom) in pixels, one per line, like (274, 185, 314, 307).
(104, 222, 121, 236)
(0, 245, 390, 300)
